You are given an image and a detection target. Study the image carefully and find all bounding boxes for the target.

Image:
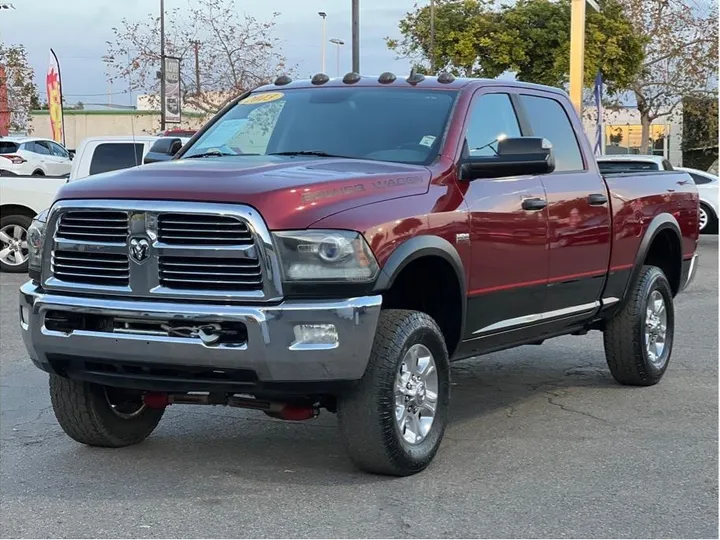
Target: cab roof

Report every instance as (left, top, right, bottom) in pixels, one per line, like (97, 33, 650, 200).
(254, 74, 568, 97)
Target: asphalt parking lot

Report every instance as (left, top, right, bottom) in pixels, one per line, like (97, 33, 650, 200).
(1, 236, 717, 539)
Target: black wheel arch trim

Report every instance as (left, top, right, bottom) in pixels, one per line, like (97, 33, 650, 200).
(372, 235, 467, 353)
(610, 213, 682, 317)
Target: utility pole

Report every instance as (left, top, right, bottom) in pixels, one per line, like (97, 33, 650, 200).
(160, 0, 166, 130)
(351, 0, 359, 73)
(430, 0, 435, 73)
(191, 40, 201, 94)
(318, 12, 327, 73)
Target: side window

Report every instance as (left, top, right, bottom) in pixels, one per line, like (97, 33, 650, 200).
(689, 173, 713, 185)
(49, 142, 69, 158)
(89, 143, 144, 176)
(519, 95, 585, 172)
(662, 159, 674, 171)
(465, 93, 521, 156)
(32, 141, 52, 156)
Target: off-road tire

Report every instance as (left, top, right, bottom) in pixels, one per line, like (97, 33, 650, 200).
(0, 214, 32, 273)
(337, 310, 451, 476)
(49, 375, 164, 447)
(603, 265, 675, 386)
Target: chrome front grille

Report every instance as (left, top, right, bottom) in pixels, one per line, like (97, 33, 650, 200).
(51, 250, 130, 286)
(159, 256, 263, 290)
(57, 211, 129, 243)
(158, 213, 253, 245)
(43, 200, 282, 301)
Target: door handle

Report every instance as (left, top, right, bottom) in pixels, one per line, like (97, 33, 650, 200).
(522, 197, 547, 211)
(588, 193, 608, 206)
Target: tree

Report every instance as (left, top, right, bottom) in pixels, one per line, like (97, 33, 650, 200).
(682, 94, 719, 169)
(0, 43, 37, 132)
(386, 0, 644, 93)
(106, 0, 287, 114)
(621, 0, 718, 153)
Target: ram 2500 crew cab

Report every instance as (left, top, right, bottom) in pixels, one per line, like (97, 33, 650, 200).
(19, 73, 699, 476)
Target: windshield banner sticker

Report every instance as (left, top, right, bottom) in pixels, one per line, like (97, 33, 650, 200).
(240, 92, 285, 105)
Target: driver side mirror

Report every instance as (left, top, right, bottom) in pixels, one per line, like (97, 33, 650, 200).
(143, 137, 184, 164)
(459, 137, 555, 181)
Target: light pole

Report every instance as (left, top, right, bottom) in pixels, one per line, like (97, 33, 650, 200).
(160, 0, 166, 130)
(351, 0, 359, 73)
(430, 0, 435, 73)
(329, 38, 344, 77)
(569, 0, 600, 114)
(318, 12, 327, 73)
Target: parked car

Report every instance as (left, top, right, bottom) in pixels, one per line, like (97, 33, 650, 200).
(0, 136, 73, 177)
(597, 154, 674, 172)
(0, 136, 190, 272)
(678, 167, 718, 234)
(19, 75, 699, 476)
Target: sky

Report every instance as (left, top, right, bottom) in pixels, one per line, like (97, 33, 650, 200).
(0, 0, 421, 108)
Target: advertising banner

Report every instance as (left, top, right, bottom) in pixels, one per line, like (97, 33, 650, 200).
(46, 49, 65, 144)
(164, 56, 181, 124)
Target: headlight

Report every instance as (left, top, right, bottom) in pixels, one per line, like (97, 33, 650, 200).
(272, 230, 379, 283)
(27, 209, 49, 279)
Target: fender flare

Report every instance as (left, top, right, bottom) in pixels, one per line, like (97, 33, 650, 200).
(372, 235, 467, 353)
(620, 213, 682, 305)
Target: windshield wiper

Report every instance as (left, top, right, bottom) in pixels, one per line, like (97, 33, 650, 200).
(184, 150, 238, 159)
(269, 150, 351, 158)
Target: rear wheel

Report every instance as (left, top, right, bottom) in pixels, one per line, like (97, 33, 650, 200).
(603, 265, 674, 386)
(337, 310, 451, 476)
(32, 169, 44, 176)
(699, 203, 717, 234)
(0, 215, 31, 273)
(49, 375, 164, 447)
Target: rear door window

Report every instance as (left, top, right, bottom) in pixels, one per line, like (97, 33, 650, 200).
(519, 94, 585, 172)
(89, 143, 145, 176)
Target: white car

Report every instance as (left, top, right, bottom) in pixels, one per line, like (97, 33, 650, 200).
(678, 167, 719, 234)
(0, 136, 72, 177)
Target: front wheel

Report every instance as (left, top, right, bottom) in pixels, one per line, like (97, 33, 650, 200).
(337, 310, 451, 476)
(49, 375, 164, 447)
(0, 215, 32, 273)
(603, 265, 675, 386)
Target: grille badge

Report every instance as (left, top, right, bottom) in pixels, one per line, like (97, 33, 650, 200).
(129, 237, 151, 263)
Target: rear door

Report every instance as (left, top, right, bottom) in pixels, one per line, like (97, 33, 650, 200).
(516, 92, 612, 320)
(48, 141, 72, 176)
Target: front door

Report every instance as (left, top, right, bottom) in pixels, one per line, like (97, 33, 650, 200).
(457, 90, 550, 351)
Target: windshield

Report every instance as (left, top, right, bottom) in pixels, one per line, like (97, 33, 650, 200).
(183, 87, 458, 165)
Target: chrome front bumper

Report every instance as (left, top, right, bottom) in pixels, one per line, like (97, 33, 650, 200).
(19, 281, 382, 383)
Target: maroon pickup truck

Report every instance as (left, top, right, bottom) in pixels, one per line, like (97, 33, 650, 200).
(19, 73, 699, 476)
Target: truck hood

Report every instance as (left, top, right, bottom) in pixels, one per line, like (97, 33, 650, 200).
(56, 156, 431, 229)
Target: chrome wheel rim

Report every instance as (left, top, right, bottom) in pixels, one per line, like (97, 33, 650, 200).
(103, 387, 146, 419)
(699, 207, 708, 231)
(395, 344, 438, 445)
(0, 224, 29, 266)
(645, 290, 668, 367)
